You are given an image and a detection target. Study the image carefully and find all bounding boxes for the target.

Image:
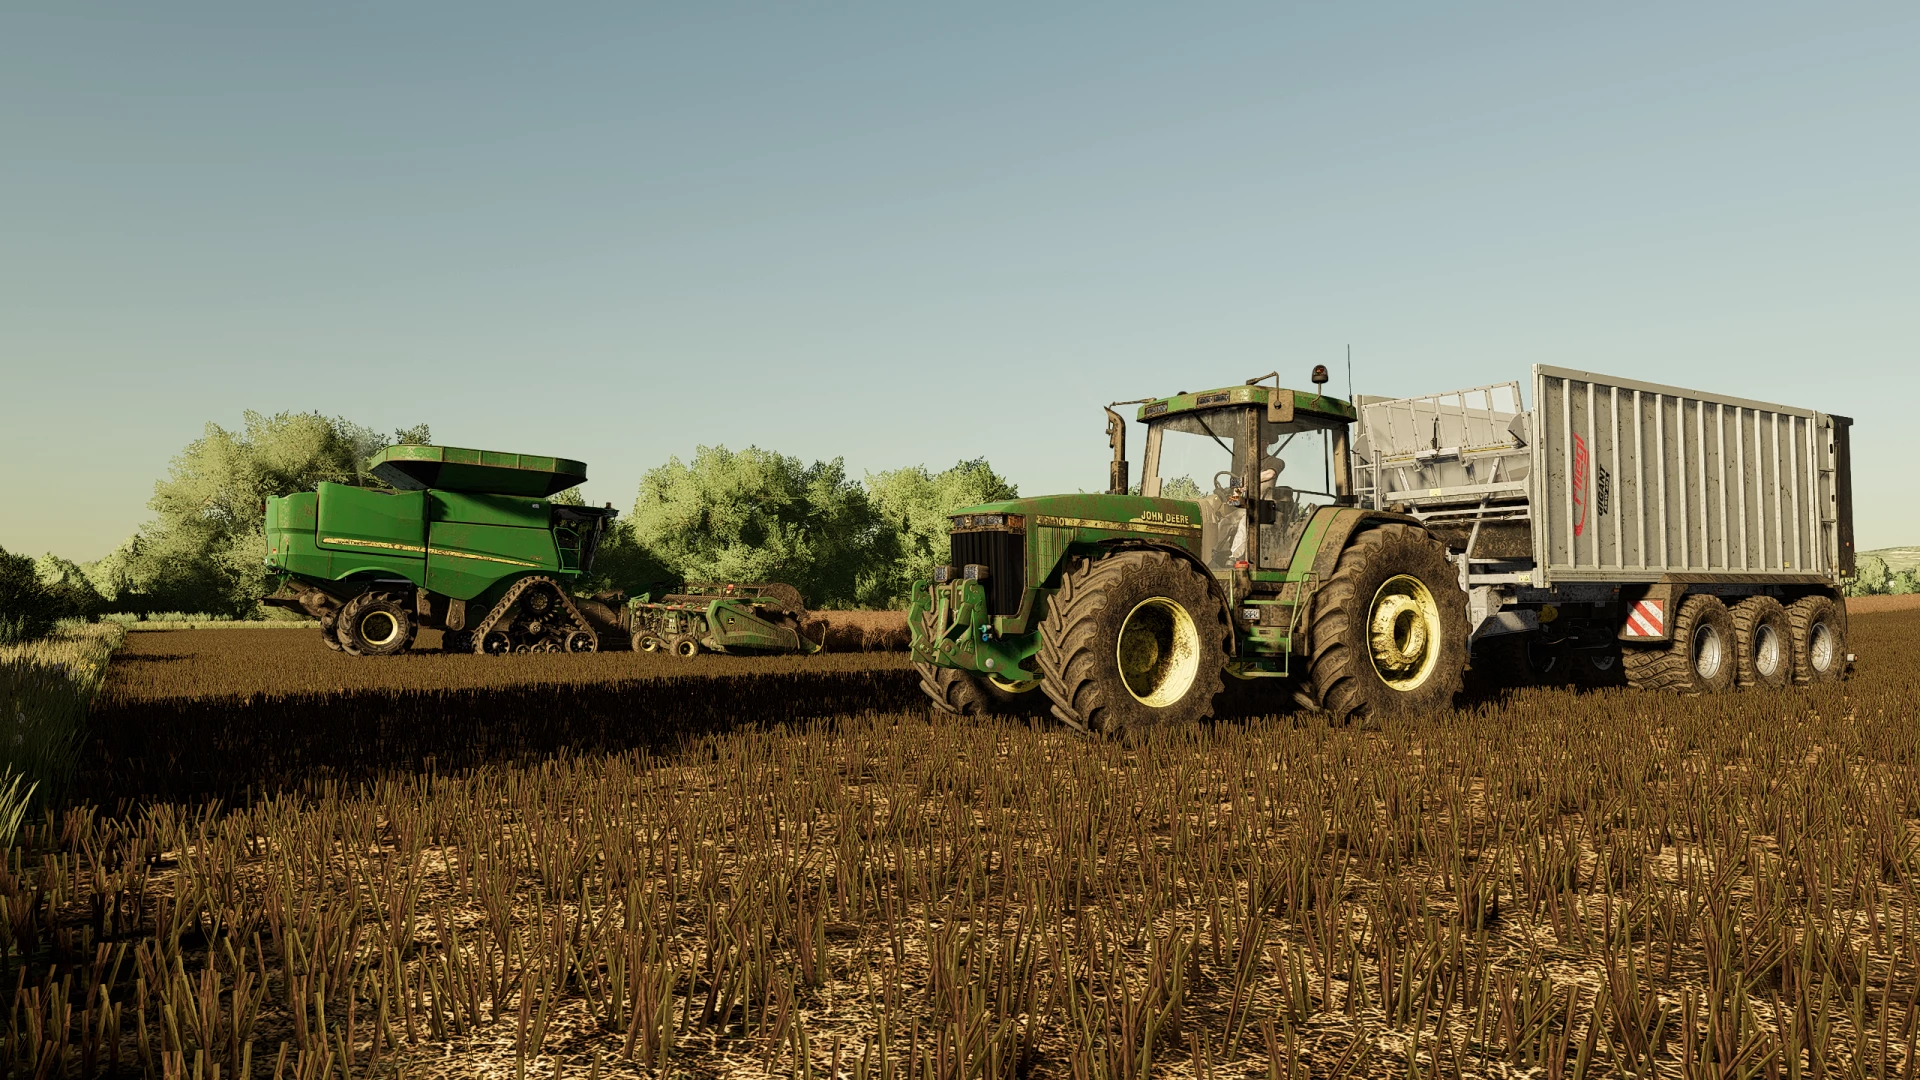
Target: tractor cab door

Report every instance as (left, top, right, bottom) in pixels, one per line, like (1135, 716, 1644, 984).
(1140, 406, 1258, 573)
(1254, 416, 1347, 571)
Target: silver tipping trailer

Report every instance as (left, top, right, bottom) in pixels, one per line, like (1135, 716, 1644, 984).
(1353, 365, 1856, 692)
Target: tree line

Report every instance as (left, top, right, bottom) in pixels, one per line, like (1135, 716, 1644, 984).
(0, 411, 1016, 640)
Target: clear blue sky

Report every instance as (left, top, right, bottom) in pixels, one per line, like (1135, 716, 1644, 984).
(4, 4, 1915, 561)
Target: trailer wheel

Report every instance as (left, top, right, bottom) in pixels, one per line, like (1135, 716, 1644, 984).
(672, 636, 701, 659)
(1622, 593, 1735, 694)
(337, 592, 415, 657)
(1308, 524, 1467, 722)
(1788, 595, 1846, 684)
(915, 661, 1047, 717)
(1731, 596, 1791, 689)
(1037, 550, 1230, 736)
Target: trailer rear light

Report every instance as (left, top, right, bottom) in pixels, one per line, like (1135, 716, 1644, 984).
(964, 564, 991, 581)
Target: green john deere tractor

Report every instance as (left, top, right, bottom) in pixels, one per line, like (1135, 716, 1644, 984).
(908, 369, 1466, 732)
(262, 445, 622, 655)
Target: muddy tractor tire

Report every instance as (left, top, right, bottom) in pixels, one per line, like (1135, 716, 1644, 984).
(1308, 523, 1468, 722)
(338, 592, 416, 657)
(1731, 596, 1791, 689)
(1622, 593, 1735, 694)
(1788, 595, 1846, 684)
(915, 661, 1049, 717)
(1036, 550, 1231, 736)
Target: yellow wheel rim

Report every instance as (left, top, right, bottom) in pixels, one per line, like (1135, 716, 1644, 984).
(987, 674, 1042, 694)
(1116, 596, 1200, 707)
(358, 610, 401, 648)
(1368, 574, 1441, 691)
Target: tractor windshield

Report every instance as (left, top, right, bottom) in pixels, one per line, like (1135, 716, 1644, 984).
(1141, 408, 1255, 571)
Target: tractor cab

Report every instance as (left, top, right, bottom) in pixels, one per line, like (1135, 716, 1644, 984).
(1124, 372, 1356, 574)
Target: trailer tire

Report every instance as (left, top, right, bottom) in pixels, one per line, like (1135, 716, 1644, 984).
(1731, 596, 1791, 689)
(1037, 550, 1230, 736)
(339, 592, 416, 657)
(671, 636, 701, 659)
(915, 662, 1047, 717)
(1622, 593, 1735, 694)
(1788, 595, 1846, 684)
(1308, 524, 1467, 722)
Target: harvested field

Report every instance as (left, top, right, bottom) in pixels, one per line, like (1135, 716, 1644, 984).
(104, 628, 911, 702)
(5, 611, 1915, 1078)
(87, 629, 917, 803)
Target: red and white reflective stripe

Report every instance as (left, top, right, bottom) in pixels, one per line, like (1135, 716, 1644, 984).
(1623, 599, 1665, 638)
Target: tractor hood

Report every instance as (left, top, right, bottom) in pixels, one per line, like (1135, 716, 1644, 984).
(951, 493, 1204, 537)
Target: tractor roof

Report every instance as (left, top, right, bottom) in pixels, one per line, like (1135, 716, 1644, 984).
(369, 445, 588, 497)
(1135, 384, 1357, 424)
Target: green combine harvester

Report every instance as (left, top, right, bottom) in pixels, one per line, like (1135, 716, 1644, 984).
(262, 444, 827, 659)
(262, 445, 623, 654)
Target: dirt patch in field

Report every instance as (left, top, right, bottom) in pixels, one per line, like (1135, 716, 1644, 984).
(1847, 593, 1920, 613)
(804, 609, 911, 652)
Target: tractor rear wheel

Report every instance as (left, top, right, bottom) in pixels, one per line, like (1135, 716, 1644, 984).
(1308, 524, 1467, 722)
(1622, 593, 1735, 694)
(1788, 595, 1846, 684)
(1036, 550, 1230, 736)
(915, 662, 1048, 717)
(1731, 596, 1791, 689)
(339, 592, 416, 657)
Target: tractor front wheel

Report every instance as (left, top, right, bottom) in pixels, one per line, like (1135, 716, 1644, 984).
(915, 662, 1048, 717)
(1308, 524, 1467, 722)
(1037, 550, 1230, 736)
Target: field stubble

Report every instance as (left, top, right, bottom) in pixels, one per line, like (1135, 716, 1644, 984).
(1, 613, 1917, 1078)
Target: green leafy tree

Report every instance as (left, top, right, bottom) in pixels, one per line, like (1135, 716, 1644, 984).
(33, 556, 104, 620)
(865, 459, 1018, 606)
(1846, 555, 1892, 597)
(112, 412, 429, 616)
(0, 545, 59, 644)
(629, 446, 887, 608)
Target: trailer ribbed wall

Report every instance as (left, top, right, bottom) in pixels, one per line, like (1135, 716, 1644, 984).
(1531, 365, 1853, 585)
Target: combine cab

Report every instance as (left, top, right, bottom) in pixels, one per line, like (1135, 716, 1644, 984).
(262, 445, 622, 655)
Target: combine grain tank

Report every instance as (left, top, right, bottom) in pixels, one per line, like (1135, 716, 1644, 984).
(1353, 366, 1854, 692)
(262, 445, 624, 655)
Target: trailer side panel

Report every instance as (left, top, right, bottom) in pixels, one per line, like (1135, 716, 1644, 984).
(1532, 366, 1846, 585)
